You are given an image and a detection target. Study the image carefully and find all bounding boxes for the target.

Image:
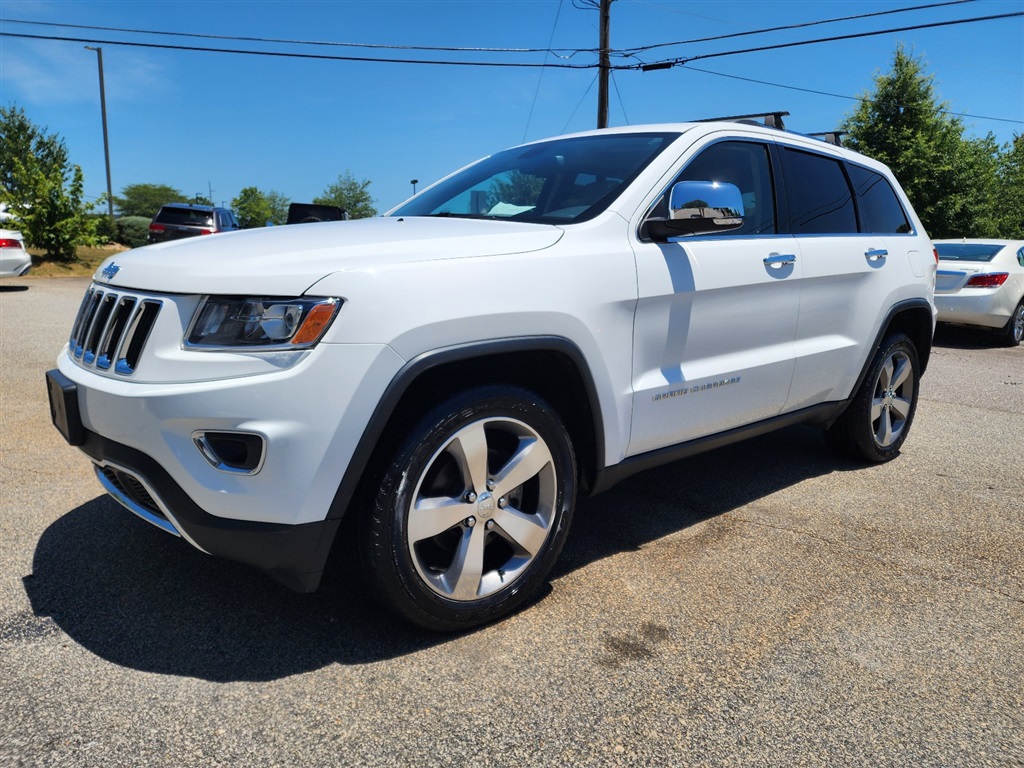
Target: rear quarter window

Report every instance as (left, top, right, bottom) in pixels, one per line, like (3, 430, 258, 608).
(847, 164, 912, 234)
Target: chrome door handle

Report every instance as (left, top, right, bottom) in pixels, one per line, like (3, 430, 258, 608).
(763, 253, 797, 268)
(865, 248, 888, 261)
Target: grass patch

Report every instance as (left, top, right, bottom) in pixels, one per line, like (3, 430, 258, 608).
(27, 244, 130, 278)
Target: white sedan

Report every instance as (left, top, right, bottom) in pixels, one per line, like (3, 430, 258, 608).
(0, 229, 32, 278)
(934, 239, 1024, 346)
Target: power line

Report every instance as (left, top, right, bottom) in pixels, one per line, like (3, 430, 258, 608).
(620, 0, 977, 56)
(0, 17, 586, 57)
(0, 31, 593, 69)
(631, 10, 1024, 70)
(682, 65, 1024, 126)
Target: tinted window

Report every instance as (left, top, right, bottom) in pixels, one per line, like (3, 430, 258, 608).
(156, 207, 214, 227)
(847, 164, 911, 234)
(670, 141, 776, 236)
(934, 243, 1004, 262)
(781, 148, 856, 234)
(391, 133, 678, 224)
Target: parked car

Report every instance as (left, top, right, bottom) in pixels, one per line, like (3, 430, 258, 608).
(934, 239, 1024, 346)
(47, 118, 937, 631)
(147, 203, 240, 244)
(0, 228, 31, 278)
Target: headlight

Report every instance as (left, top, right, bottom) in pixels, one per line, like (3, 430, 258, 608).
(185, 296, 340, 350)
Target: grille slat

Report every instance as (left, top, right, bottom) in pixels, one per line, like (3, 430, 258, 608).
(68, 287, 162, 376)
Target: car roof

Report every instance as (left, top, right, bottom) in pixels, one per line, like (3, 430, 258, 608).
(160, 203, 219, 212)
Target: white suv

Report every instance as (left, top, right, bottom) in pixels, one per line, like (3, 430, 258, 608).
(47, 120, 937, 631)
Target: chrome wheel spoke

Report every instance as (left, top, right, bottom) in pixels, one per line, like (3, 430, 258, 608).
(409, 496, 471, 543)
(445, 524, 487, 600)
(448, 421, 490, 496)
(493, 506, 549, 556)
(890, 395, 912, 422)
(890, 356, 911, 390)
(876, 408, 894, 446)
(493, 437, 552, 498)
(871, 398, 884, 421)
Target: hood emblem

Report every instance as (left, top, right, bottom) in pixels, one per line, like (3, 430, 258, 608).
(100, 262, 121, 281)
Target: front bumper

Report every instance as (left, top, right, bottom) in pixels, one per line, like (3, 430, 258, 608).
(80, 426, 341, 592)
(46, 336, 404, 590)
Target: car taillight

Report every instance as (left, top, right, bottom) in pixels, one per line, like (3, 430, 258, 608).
(149, 223, 165, 232)
(199, 229, 213, 235)
(0, 238, 21, 248)
(965, 273, 1009, 288)
(933, 247, 939, 264)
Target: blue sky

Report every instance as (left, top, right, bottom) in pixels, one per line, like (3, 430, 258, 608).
(1, 0, 1022, 214)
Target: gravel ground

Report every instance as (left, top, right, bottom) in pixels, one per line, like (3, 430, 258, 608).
(1, 277, 1021, 768)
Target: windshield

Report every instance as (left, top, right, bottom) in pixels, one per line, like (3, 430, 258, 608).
(935, 242, 1004, 262)
(392, 132, 679, 225)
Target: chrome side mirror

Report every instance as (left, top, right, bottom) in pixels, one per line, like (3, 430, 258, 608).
(648, 180, 745, 240)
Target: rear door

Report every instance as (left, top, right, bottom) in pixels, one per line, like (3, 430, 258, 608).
(778, 148, 915, 412)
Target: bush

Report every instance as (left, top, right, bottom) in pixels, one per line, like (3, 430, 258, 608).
(114, 216, 151, 248)
(90, 213, 116, 244)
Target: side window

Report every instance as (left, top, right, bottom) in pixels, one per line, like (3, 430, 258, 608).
(781, 148, 857, 234)
(670, 141, 776, 236)
(1018, 248, 1024, 268)
(847, 164, 912, 234)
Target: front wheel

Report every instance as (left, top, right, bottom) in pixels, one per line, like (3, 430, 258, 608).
(358, 386, 576, 631)
(825, 333, 921, 463)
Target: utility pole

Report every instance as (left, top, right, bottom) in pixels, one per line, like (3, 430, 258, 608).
(597, 0, 612, 129)
(84, 46, 114, 225)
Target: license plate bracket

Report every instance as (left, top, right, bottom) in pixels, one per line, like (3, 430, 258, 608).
(46, 369, 85, 446)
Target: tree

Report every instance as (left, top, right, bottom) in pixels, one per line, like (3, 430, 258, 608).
(996, 135, 1024, 238)
(0, 105, 96, 262)
(265, 190, 291, 225)
(841, 45, 997, 239)
(314, 171, 377, 219)
(231, 186, 291, 228)
(115, 183, 186, 218)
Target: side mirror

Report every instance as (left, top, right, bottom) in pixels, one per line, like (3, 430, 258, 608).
(647, 180, 745, 241)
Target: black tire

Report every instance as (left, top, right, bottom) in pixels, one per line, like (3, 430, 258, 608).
(358, 385, 576, 632)
(825, 332, 921, 463)
(996, 299, 1024, 347)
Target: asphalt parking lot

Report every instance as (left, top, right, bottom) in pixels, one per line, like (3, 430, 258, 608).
(1, 277, 1022, 768)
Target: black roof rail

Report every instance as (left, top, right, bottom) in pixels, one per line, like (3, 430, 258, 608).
(808, 131, 847, 147)
(694, 111, 789, 130)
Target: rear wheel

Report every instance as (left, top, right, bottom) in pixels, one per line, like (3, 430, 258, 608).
(825, 333, 920, 463)
(996, 299, 1024, 347)
(358, 385, 576, 631)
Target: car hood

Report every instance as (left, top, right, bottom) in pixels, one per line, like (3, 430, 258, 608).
(94, 217, 564, 295)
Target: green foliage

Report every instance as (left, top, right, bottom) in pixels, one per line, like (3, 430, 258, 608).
(265, 190, 291, 226)
(115, 183, 185, 218)
(0, 104, 97, 262)
(996, 135, 1024, 238)
(114, 216, 152, 248)
(231, 186, 291, 228)
(842, 46, 1017, 239)
(314, 171, 378, 219)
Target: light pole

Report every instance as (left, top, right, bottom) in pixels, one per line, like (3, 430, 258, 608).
(84, 46, 114, 225)
(410, 179, 419, 195)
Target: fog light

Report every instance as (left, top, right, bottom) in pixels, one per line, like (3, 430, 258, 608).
(193, 431, 266, 474)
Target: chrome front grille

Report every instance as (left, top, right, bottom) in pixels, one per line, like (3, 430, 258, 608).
(69, 286, 162, 375)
